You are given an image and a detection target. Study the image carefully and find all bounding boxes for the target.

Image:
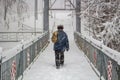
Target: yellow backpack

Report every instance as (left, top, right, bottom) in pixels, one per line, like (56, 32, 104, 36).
(51, 31, 58, 43)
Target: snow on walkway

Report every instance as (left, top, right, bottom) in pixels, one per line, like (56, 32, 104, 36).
(22, 38, 99, 80)
(22, 12, 99, 80)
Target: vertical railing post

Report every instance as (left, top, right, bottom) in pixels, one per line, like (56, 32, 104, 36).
(76, 0, 81, 33)
(34, 0, 38, 36)
(0, 47, 2, 80)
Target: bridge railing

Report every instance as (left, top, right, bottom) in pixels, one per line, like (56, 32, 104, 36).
(74, 32, 120, 80)
(0, 31, 49, 80)
(0, 32, 42, 42)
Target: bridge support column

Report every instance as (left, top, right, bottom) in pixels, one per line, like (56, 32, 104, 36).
(43, 0, 49, 31)
(76, 0, 81, 33)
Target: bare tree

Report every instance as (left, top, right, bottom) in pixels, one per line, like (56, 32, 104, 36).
(0, 0, 29, 29)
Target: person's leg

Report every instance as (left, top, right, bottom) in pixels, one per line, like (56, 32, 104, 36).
(60, 52, 64, 66)
(55, 51, 60, 69)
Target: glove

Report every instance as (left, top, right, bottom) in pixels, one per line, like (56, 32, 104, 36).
(66, 48, 69, 51)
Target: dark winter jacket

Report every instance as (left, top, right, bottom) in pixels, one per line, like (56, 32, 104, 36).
(54, 30, 69, 52)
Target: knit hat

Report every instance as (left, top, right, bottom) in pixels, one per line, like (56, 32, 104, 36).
(57, 25, 64, 29)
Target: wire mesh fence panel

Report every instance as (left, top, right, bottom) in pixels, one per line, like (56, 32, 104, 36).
(1, 31, 49, 80)
(74, 32, 120, 80)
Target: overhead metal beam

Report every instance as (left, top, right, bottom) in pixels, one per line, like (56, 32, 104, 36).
(67, 0, 75, 8)
(50, 0, 57, 8)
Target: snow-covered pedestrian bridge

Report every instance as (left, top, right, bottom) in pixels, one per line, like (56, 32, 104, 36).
(22, 32, 99, 80)
(0, 0, 120, 80)
(1, 30, 120, 80)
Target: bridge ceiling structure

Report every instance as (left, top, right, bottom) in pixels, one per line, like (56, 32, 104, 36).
(43, 0, 81, 32)
(49, 0, 75, 10)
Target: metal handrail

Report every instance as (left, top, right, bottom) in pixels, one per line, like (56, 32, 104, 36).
(0, 31, 49, 80)
(74, 31, 120, 80)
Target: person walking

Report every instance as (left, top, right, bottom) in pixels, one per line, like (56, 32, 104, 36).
(51, 25, 69, 69)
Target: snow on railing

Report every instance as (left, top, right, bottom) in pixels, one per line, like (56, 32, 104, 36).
(75, 31, 120, 65)
(1, 31, 49, 80)
(74, 31, 120, 80)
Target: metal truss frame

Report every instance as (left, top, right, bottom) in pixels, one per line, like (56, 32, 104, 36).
(49, 0, 76, 11)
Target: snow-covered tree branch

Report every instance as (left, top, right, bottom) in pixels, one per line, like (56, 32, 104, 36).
(81, 0, 120, 52)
